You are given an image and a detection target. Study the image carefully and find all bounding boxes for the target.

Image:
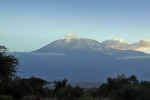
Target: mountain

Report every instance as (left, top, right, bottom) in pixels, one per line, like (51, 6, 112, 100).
(12, 38, 150, 87)
(35, 38, 146, 56)
(35, 38, 105, 53)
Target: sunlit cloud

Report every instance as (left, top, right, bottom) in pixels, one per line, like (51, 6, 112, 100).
(102, 39, 150, 52)
(113, 38, 124, 42)
(63, 33, 150, 52)
(65, 33, 80, 41)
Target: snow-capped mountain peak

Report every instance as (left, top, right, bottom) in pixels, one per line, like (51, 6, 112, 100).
(35, 38, 104, 53)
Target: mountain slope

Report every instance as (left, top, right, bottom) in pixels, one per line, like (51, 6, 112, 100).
(35, 38, 105, 53)
(35, 38, 146, 56)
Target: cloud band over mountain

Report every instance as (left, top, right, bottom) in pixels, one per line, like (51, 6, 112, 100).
(102, 39, 150, 52)
(63, 33, 150, 52)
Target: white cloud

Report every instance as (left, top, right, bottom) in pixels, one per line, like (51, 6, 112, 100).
(17, 52, 65, 57)
(118, 55, 150, 60)
(65, 33, 80, 41)
(102, 39, 150, 52)
(33, 52, 65, 56)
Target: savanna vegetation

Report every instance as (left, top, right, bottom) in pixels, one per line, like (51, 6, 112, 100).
(1, 45, 150, 100)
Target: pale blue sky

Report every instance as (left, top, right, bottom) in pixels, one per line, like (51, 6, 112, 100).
(0, 0, 150, 52)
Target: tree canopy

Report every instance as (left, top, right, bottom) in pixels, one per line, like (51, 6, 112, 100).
(0, 46, 18, 81)
(0, 46, 19, 95)
(99, 74, 150, 100)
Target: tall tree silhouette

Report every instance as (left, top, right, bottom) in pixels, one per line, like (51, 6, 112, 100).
(0, 46, 18, 95)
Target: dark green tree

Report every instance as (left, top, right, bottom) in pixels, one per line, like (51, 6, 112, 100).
(138, 81, 150, 100)
(53, 79, 69, 100)
(99, 75, 140, 100)
(10, 76, 50, 99)
(53, 79, 84, 99)
(70, 85, 84, 98)
(0, 46, 18, 95)
(0, 46, 18, 81)
(86, 87, 99, 98)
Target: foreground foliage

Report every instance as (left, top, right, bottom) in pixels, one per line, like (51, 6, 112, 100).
(0, 46, 18, 95)
(99, 74, 150, 100)
(0, 95, 13, 100)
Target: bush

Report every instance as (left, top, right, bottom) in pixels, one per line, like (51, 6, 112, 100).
(20, 96, 35, 100)
(101, 98, 112, 100)
(80, 96, 93, 100)
(0, 95, 13, 100)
